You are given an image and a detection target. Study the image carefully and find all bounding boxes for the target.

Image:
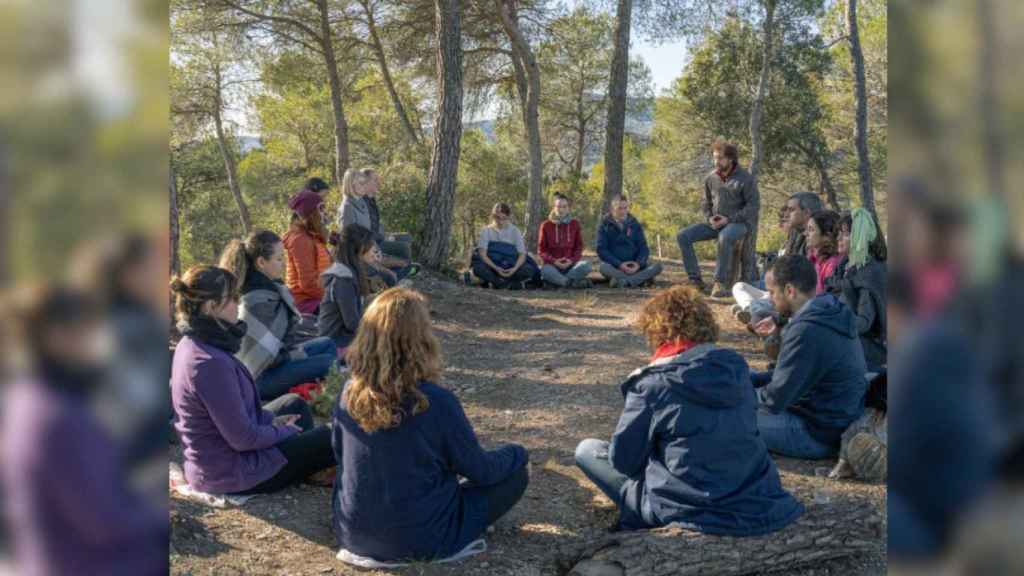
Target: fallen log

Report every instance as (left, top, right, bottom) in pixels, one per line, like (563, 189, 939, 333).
(547, 500, 883, 576)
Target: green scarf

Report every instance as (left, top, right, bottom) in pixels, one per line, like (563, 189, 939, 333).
(848, 207, 877, 268)
(549, 211, 573, 225)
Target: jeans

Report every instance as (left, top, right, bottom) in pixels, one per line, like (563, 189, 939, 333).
(380, 236, 412, 261)
(471, 259, 536, 289)
(540, 261, 592, 287)
(234, 394, 337, 495)
(256, 337, 338, 403)
(574, 439, 629, 507)
(598, 262, 664, 287)
(462, 461, 530, 525)
(676, 222, 748, 284)
(756, 408, 837, 460)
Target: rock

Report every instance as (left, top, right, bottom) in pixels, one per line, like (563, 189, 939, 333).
(570, 560, 624, 576)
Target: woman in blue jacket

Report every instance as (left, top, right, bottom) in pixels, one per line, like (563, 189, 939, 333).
(575, 285, 802, 534)
(331, 288, 529, 562)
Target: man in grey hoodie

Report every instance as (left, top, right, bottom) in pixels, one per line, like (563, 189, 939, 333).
(750, 255, 867, 460)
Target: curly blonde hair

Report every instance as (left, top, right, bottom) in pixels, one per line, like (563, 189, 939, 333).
(635, 285, 719, 350)
(343, 288, 442, 433)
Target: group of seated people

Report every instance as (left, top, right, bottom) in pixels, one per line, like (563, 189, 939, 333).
(166, 166, 882, 564)
(468, 193, 664, 290)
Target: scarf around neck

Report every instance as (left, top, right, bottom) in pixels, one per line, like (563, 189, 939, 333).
(652, 339, 697, 362)
(180, 316, 247, 354)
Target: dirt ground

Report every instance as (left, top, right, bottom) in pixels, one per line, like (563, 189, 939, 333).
(170, 260, 886, 576)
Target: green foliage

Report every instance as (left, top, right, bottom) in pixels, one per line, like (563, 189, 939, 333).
(311, 363, 348, 420)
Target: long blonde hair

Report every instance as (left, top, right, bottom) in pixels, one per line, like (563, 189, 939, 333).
(341, 168, 374, 200)
(342, 288, 442, 433)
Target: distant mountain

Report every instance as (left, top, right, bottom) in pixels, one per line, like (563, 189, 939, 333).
(238, 135, 262, 155)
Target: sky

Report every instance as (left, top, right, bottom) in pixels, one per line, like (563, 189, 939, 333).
(634, 38, 689, 95)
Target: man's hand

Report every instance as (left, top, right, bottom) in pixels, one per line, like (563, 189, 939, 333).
(622, 261, 639, 275)
(556, 257, 572, 269)
(753, 317, 776, 337)
(498, 268, 513, 278)
(710, 214, 728, 230)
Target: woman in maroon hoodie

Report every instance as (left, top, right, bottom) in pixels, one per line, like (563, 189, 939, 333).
(538, 193, 593, 289)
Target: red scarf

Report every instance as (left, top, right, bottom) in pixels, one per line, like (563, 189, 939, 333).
(652, 339, 697, 362)
(716, 162, 736, 182)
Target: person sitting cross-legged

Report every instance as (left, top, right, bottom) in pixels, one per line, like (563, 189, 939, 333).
(331, 288, 529, 563)
(538, 193, 593, 289)
(751, 255, 868, 460)
(574, 285, 803, 534)
(469, 203, 540, 290)
(596, 195, 663, 288)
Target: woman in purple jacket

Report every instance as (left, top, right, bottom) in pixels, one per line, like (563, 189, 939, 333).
(170, 265, 335, 495)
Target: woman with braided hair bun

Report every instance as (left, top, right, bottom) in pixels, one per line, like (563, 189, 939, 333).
(170, 265, 335, 496)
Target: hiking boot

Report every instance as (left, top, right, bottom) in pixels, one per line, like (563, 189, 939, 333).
(711, 282, 730, 298)
(641, 278, 656, 288)
(689, 278, 708, 293)
(305, 466, 337, 487)
(846, 432, 887, 482)
(509, 280, 525, 291)
(462, 270, 472, 286)
(735, 308, 752, 326)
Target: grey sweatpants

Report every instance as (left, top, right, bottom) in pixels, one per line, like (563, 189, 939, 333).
(541, 261, 592, 287)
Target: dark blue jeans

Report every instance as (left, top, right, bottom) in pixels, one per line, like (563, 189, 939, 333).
(574, 439, 629, 507)
(755, 407, 837, 460)
(676, 222, 748, 284)
(462, 460, 529, 525)
(256, 337, 337, 402)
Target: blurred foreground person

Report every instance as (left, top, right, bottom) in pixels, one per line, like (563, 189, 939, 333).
(1, 285, 168, 576)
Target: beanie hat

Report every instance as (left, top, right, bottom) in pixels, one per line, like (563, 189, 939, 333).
(288, 190, 324, 219)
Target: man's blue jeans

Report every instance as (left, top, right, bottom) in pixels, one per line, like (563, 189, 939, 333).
(756, 407, 837, 460)
(676, 222, 748, 284)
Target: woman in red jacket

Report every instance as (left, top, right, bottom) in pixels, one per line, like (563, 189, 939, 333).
(538, 193, 592, 289)
(283, 190, 332, 315)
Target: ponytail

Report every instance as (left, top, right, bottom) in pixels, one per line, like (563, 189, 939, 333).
(217, 230, 282, 288)
(170, 266, 238, 325)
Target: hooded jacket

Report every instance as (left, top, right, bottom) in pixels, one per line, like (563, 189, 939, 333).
(826, 257, 887, 371)
(754, 294, 868, 447)
(338, 195, 373, 233)
(318, 262, 363, 350)
(596, 214, 650, 268)
(538, 217, 583, 265)
(610, 344, 803, 535)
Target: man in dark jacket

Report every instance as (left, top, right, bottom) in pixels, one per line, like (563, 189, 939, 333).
(676, 141, 760, 296)
(596, 195, 663, 288)
(751, 255, 867, 459)
(575, 286, 802, 534)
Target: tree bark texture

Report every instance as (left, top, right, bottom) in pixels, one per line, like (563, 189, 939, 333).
(421, 0, 464, 269)
(170, 160, 181, 277)
(496, 0, 545, 251)
(211, 72, 252, 234)
(547, 500, 883, 576)
(0, 141, 7, 286)
(600, 0, 632, 217)
(318, 0, 352, 185)
(847, 0, 875, 218)
(361, 0, 422, 146)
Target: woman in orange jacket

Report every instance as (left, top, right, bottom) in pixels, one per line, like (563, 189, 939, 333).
(283, 190, 332, 315)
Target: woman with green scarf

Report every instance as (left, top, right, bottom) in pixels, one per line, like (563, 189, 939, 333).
(827, 208, 888, 371)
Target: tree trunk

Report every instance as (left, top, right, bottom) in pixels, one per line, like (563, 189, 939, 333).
(818, 160, 840, 211)
(318, 0, 352, 186)
(361, 0, 421, 146)
(169, 160, 181, 277)
(976, 0, 1004, 199)
(211, 85, 252, 234)
(600, 0, 632, 217)
(574, 91, 586, 184)
(548, 500, 883, 576)
(748, 0, 775, 180)
(421, 0, 464, 270)
(0, 140, 7, 286)
(847, 0, 874, 218)
(496, 0, 545, 251)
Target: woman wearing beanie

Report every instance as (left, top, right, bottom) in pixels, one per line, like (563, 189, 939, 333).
(283, 190, 332, 315)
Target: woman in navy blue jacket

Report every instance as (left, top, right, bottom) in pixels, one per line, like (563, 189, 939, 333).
(331, 288, 529, 562)
(575, 285, 802, 534)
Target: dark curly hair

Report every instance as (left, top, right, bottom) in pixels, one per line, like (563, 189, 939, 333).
(636, 285, 719, 350)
